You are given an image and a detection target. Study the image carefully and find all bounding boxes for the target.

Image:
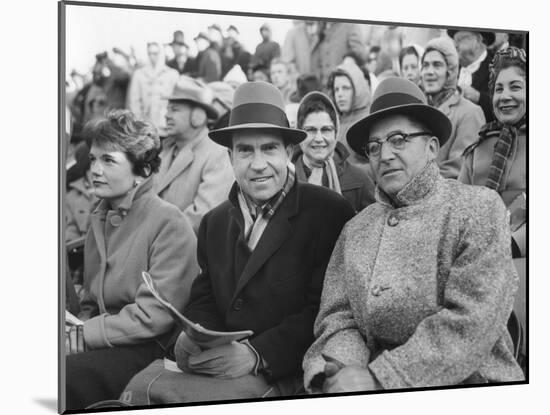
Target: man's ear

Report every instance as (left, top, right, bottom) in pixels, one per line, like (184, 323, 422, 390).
(427, 136, 440, 161)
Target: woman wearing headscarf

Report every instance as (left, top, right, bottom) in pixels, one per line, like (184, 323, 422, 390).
(421, 37, 486, 179)
(65, 110, 199, 410)
(292, 91, 376, 213)
(459, 47, 527, 361)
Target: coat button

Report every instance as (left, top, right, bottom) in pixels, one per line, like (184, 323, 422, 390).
(387, 215, 399, 226)
(371, 285, 382, 296)
(110, 214, 122, 227)
(233, 298, 243, 311)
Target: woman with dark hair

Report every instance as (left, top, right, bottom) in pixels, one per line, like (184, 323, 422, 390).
(65, 109, 199, 410)
(399, 45, 422, 87)
(459, 47, 527, 362)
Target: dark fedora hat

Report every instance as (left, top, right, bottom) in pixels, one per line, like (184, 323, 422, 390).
(208, 81, 307, 148)
(168, 30, 188, 47)
(346, 77, 452, 155)
(447, 29, 496, 46)
(163, 76, 219, 120)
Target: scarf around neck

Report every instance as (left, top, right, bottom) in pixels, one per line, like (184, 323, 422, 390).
(302, 155, 342, 194)
(484, 115, 527, 191)
(237, 164, 296, 250)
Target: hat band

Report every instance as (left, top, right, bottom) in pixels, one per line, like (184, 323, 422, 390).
(371, 92, 424, 113)
(230, 103, 289, 128)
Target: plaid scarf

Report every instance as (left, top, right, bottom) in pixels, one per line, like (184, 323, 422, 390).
(258, 163, 296, 219)
(484, 116, 526, 191)
(238, 163, 296, 250)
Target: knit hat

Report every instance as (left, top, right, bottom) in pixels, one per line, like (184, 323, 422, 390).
(422, 36, 459, 89)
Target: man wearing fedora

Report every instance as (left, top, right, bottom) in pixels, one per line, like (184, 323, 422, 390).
(166, 30, 196, 76)
(122, 81, 354, 403)
(303, 77, 523, 392)
(448, 29, 496, 122)
(194, 31, 222, 83)
(155, 76, 234, 233)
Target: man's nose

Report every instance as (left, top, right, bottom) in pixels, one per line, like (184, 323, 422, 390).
(379, 141, 396, 161)
(250, 151, 268, 170)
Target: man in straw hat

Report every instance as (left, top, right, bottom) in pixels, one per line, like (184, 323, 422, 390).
(155, 76, 234, 233)
(123, 81, 354, 403)
(302, 77, 524, 393)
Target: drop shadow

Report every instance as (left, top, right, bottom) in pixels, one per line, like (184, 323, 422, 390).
(34, 398, 57, 412)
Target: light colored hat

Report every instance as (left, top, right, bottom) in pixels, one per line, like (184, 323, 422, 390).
(164, 76, 218, 120)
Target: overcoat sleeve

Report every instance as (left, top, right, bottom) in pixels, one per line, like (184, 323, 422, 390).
(83, 210, 199, 349)
(368, 191, 519, 388)
(302, 225, 371, 392)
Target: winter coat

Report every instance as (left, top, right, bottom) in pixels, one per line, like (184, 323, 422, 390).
(79, 176, 199, 349)
(303, 161, 524, 390)
(459, 123, 527, 339)
(197, 47, 222, 83)
(312, 23, 367, 90)
(282, 23, 316, 75)
(292, 142, 375, 213)
(253, 40, 281, 68)
(65, 174, 97, 241)
(436, 91, 486, 179)
(172, 180, 354, 384)
(126, 63, 179, 129)
(154, 128, 234, 234)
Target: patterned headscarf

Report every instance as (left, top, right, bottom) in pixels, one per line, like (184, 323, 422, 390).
(484, 46, 527, 191)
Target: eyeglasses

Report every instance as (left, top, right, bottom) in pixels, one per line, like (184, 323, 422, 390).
(303, 126, 336, 137)
(363, 131, 432, 158)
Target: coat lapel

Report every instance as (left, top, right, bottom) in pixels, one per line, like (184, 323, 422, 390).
(89, 207, 108, 312)
(156, 146, 194, 194)
(231, 184, 300, 300)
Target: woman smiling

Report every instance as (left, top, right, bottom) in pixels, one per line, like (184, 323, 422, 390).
(65, 110, 199, 410)
(292, 91, 375, 213)
(459, 47, 527, 367)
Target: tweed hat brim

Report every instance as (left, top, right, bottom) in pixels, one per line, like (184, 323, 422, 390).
(346, 103, 453, 156)
(209, 123, 307, 148)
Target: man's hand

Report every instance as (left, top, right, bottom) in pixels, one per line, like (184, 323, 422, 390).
(65, 325, 86, 355)
(174, 331, 202, 372)
(322, 364, 382, 393)
(462, 85, 481, 103)
(188, 341, 258, 379)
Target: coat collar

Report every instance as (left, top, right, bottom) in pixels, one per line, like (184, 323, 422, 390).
(228, 180, 300, 299)
(156, 128, 208, 193)
(375, 160, 441, 208)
